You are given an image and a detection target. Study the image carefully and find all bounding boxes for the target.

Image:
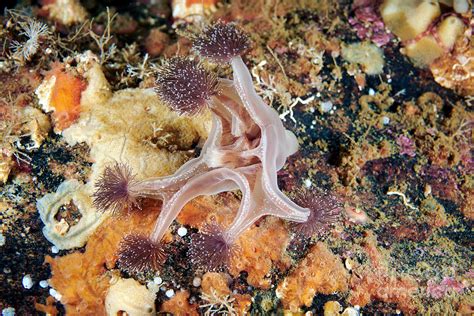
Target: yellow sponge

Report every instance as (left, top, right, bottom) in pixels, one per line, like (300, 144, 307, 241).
(381, 0, 441, 41)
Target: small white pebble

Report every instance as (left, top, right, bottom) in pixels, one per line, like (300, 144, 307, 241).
(320, 101, 333, 113)
(368, 88, 375, 96)
(192, 277, 202, 287)
(0, 233, 5, 246)
(165, 289, 175, 298)
(153, 276, 163, 285)
(2, 307, 15, 316)
(22, 275, 33, 289)
(382, 116, 390, 125)
(51, 246, 59, 254)
(454, 0, 469, 13)
(39, 280, 49, 288)
(49, 288, 62, 301)
(309, 107, 315, 113)
(342, 307, 359, 316)
(304, 179, 312, 188)
(387, 78, 392, 83)
(177, 227, 188, 237)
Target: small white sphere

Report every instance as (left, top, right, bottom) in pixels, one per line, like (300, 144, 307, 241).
(192, 277, 201, 287)
(177, 227, 188, 237)
(165, 289, 175, 298)
(49, 288, 62, 301)
(320, 101, 333, 113)
(153, 276, 163, 285)
(342, 307, 359, 316)
(454, 0, 469, 13)
(0, 233, 5, 246)
(2, 307, 15, 316)
(39, 280, 49, 288)
(22, 275, 33, 289)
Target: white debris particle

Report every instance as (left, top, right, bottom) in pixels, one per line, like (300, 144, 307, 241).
(39, 280, 49, 288)
(304, 178, 312, 188)
(342, 307, 360, 316)
(49, 288, 62, 301)
(153, 276, 163, 285)
(382, 116, 390, 125)
(177, 227, 188, 237)
(165, 289, 175, 298)
(1, 307, 15, 316)
(22, 275, 34, 289)
(320, 101, 333, 113)
(0, 233, 5, 246)
(51, 246, 59, 254)
(368, 88, 375, 96)
(454, 0, 469, 13)
(192, 277, 201, 287)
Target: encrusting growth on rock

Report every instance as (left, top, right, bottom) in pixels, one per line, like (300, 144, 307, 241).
(94, 21, 337, 273)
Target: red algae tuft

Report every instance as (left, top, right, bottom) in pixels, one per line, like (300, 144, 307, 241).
(349, 231, 419, 314)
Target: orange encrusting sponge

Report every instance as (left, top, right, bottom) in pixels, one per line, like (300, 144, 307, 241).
(48, 68, 87, 131)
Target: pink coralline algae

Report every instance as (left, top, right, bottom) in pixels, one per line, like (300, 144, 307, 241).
(396, 135, 416, 157)
(349, 0, 393, 47)
(94, 22, 339, 273)
(426, 277, 465, 299)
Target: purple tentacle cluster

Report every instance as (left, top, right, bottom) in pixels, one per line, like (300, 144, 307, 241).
(94, 21, 340, 273)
